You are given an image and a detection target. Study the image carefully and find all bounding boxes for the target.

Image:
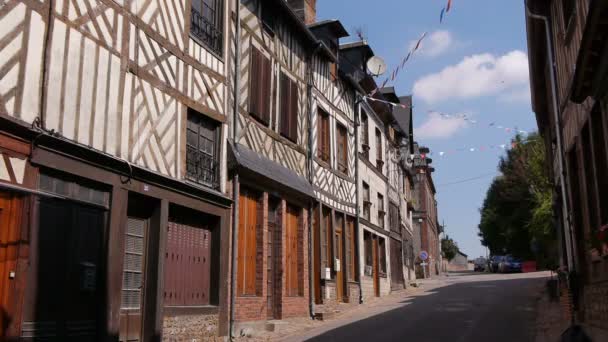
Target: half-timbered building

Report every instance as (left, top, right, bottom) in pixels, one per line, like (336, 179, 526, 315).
(525, 0, 608, 339)
(307, 19, 360, 310)
(0, 0, 232, 340)
(339, 41, 392, 300)
(227, 0, 334, 326)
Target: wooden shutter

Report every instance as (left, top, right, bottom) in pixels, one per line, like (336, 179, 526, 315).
(280, 73, 290, 137)
(249, 48, 271, 124)
(289, 80, 298, 141)
(346, 217, 355, 281)
(285, 205, 299, 296)
(238, 190, 258, 296)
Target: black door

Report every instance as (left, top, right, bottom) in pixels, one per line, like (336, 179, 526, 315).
(21, 198, 106, 341)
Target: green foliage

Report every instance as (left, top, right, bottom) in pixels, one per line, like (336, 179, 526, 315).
(441, 235, 459, 261)
(478, 133, 557, 264)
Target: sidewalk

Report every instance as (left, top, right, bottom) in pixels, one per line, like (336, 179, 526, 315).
(534, 280, 570, 342)
(235, 278, 448, 342)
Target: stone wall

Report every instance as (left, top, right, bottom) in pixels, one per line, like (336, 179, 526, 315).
(163, 314, 221, 342)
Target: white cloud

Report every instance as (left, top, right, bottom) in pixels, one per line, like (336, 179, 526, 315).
(413, 50, 530, 104)
(409, 30, 453, 57)
(415, 112, 468, 140)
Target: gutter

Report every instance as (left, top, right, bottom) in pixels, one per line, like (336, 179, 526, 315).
(229, 0, 241, 338)
(354, 93, 363, 304)
(524, 0, 574, 271)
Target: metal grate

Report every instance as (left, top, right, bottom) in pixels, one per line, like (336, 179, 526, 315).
(186, 110, 220, 189)
(191, 0, 223, 55)
(121, 218, 145, 310)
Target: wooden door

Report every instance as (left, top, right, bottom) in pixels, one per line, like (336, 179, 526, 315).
(0, 192, 24, 338)
(335, 230, 344, 302)
(372, 238, 380, 297)
(312, 206, 321, 304)
(119, 217, 148, 342)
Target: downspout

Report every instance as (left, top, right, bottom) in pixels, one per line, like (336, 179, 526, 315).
(354, 95, 363, 304)
(229, 0, 241, 339)
(525, 1, 574, 272)
(307, 42, 322, 320)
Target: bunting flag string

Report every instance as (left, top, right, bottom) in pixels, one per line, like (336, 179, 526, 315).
(440, 0, 454, 23)
(368, 31, 427, 97)
(418, 141, 520, 159)
(428, 110, 531, 135)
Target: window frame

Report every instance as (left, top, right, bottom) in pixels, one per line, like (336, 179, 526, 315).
(280, 72, 298, 142)
(190, 0, 224, 56)
(186, 109, 221, 189)
(317, 109, 331, 163)
(362, 182, 371, 221)
(249, 47, 272, 125)
(336, 123, 348, 174)
(377, 193, 385, 229)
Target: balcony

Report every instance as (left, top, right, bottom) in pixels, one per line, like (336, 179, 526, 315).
(186, 145, 220, 190)
(191, 5, 223, 55)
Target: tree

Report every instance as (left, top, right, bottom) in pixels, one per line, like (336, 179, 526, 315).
(477, 133, 557, 266)
(441, 235, 459, 261)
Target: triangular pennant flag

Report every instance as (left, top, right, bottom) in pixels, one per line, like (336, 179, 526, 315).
(446, 0, 453, 12)
(440, 7, 446, 23)
(414, 32, 427, 51)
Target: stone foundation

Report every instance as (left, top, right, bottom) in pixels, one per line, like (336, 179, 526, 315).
(162, 314, 221, 342)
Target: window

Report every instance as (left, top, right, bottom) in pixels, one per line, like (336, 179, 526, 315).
(186, 109, 220, 189)
(377, 193, 385, 228)
(361, 113, 369, 146)
(285, 204, 303, 296)
(346, 216, 357, 281)
(280, 73, 298, 142)
(336, 124, 348, 174)
(237, 188, 261, 296)
(317, 109, 331, 163)
(378, 237, 387, 276)
(249, 47, 272, 124)
(191, 0, 223, 55)
(375, 128, 383, 171)
(561, 0, 575, 33)
(389, 202, 399, 234)
(362, 182, 371, 221)
(591, 106, 608, 229)
(261, 2, 275, 33)
(364, 231, 373, 268)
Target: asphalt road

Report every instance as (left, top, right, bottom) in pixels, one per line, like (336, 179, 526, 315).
(306, 272, 547, 342)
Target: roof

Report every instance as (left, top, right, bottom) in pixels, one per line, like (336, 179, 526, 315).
(229, 143, 315, 198)
(308, 19, 349, 38)
(393, 95, 413, 136)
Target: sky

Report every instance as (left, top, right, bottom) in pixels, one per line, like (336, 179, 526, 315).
(317, 0, 536, 259)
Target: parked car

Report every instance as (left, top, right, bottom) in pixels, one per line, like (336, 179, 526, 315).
(474, 257, 487, 272)
(498, 256, 523, 273)
(489, 255, 504, 273)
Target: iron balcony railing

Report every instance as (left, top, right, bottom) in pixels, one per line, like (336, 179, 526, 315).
(186, 146, 220, 190)
(191, 4, 223, 55)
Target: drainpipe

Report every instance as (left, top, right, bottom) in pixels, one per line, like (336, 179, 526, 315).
(525, 1, 574, 272)
(354, 95, 363, 304)
(229, 0, 241, 339)
(307, 42, 322, 320)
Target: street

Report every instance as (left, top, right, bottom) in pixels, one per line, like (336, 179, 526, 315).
(290, 272, 548, 342)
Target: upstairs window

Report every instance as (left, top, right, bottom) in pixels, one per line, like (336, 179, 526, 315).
(375, 128, 383, 171)
(361, 113, 370, 158)
(336, 124, 348, 174)
(377, 193, 385, 228)
(317, 109, 331, 163)
(280, 73, 298, 142)
(561, 0, 575, 33)
(389, 202, 399, 233)
(362, 182, 371, 221)
(191, 0, 224, 55)
(249, 48, 272, 124)
(186, 109, 220, 189)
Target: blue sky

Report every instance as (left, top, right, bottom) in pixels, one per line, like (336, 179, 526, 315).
(318, 0, 536, 258)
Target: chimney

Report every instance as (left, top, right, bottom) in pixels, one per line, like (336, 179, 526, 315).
(286, 0, 317, 24)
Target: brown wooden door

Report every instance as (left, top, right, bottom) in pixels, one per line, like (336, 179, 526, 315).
(372, 238, 380, 297)
(0, 192, 25, 338)
(312, 206, 322, 304)
(335, 230, 344, 302)
(119, 217, 148, 342)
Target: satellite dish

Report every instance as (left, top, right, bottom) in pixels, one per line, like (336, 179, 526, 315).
(366, 56, 387, 77)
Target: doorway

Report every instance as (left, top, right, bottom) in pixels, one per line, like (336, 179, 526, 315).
(267, 198, 281, 319)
